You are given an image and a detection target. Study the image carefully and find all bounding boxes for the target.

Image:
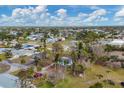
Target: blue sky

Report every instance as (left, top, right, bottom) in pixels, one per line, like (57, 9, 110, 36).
(0, 5, 124, 26)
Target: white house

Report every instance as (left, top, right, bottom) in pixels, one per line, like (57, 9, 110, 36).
(108, 39, 124, 47)
(10, 39, 18, 47)
(47, 37, 58, 43)
(99, 39, 124, 47)
(27, 33, 43, 41)
(0, 48, 11, 54)
(11, 49, 38, 58)
(10, 31, 18, 36)
(22, 43, 40, 50)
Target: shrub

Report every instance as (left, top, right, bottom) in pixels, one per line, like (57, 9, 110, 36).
(103, 79, 115, 86)
(90, 82, 103, 88)
(44, 81, 55, 88)
(120, 82, 124, 87)
(20, 59, 26, 64)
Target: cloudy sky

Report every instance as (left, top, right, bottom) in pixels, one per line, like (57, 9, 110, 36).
(0, 5, 124, 26)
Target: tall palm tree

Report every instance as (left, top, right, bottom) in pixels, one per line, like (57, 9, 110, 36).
(34, 56, 40, 67)
(77, 41, 83, 60)
(52, 42, 64, 81)
(4, 50, 12, 59)
(52, 42, 63, 70)
(70, 50, 77, 76)
(40, 33, 48, 59)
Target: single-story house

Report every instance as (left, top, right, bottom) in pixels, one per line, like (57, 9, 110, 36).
(27, 33, 43, 41)
(10, 40, 18, 47)
(108, 39, 124, 46)
(22, 43, 40, 50)
(47, 38, 58, 43)
(10, 31, 18, 36)
(0, 48, 11, 54)
(58, 37, 65, 41)
(58, 57, 73, 66)
(0, 41, 4, 46)
(99, 39, 124, 47)
(11, 48, 39, 58)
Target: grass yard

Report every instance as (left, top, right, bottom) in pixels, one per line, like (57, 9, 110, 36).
(0, 54, 6, 61)
(54, 64, 124, 88)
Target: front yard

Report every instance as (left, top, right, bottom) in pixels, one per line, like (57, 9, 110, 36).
(37, 64, 124, 88)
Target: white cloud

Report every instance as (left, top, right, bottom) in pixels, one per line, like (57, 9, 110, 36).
(90, 9, 107, 16)
(118, 21, 124, 25)
(33, 5, 47, 13)
(78, 12, 88, 18)
(114, 7, 124, 25)
(96, 17, 108, 22)
(0, 6, 109, 26)
(84, 9, 107, 22)
(0, 6, 50, 26)
(1, 14, 7, 18)
(115, 8, 124, 17)
(114, 17, 122, 21)
(56, 8, 67, 19)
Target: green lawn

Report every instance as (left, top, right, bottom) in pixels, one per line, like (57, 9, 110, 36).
(54, 64, 124, 88)
(0, 54, 6, 61)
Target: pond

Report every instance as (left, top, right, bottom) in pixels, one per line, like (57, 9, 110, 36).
(0, 73, 20, 88)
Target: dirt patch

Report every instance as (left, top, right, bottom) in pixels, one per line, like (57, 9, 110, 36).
(0, 63, 10, 73)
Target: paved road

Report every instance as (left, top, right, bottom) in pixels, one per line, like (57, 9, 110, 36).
(1, 60, 54, 74)
(2, 60, 28, 74)
(41, 63, 54, 74)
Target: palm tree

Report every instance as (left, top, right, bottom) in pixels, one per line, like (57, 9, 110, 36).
(40, 33, 48, 59)
(20, 58, 26, 64)
(14, 43, 22, 50)
(77, 41, 83, 60)
(52, 42, 63, 57)
(70, 50, 77, 76)
(52, 42, 64, 70)
(4, 50, 12, 59)
(51, 42, 64, 81)
(34, 56, 40, 67)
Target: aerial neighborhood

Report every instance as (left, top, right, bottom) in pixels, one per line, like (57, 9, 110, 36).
(0, 26, 124, 88)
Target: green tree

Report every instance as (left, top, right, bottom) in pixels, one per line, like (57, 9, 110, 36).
(27, 67, 34, 76)
(40, 33, 48, 59)
(75, 64, 85, 75)
(14, 43, 22, 49)
(20, 58, 26, 64)
(34, 56, 41, 67)
(52, 42, 63, 70)
(90, 82, 103, 88)
(4, 50, 12, 59)
(105, 44, 114, 52)
(70, 50, 77, 75)
(77, 41, 83, 59)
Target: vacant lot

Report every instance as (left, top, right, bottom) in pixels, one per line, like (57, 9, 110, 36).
(0, 63, 10, 73)
(0, 54, 6, 61)
(54, 64, 124, 88)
